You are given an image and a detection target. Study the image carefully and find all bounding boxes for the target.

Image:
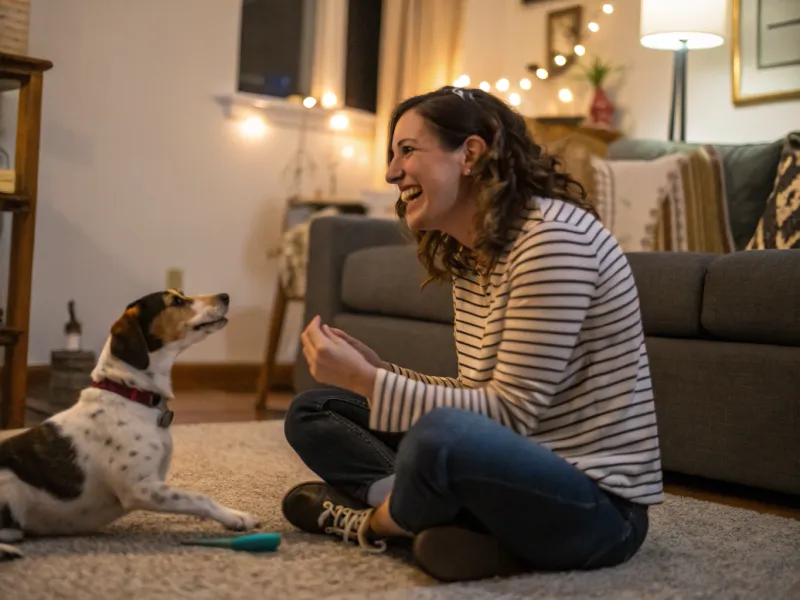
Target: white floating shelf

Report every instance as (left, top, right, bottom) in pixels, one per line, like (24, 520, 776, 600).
(215, 92, 377, 139)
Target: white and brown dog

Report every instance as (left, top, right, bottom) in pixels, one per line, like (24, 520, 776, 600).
(0, 289, 259, 561)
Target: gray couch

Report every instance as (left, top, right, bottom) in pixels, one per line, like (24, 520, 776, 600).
(292, 136, 800, 497)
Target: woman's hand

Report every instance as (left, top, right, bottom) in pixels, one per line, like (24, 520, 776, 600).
(301, 316, 378, 398)
(328, 327, 390, 371)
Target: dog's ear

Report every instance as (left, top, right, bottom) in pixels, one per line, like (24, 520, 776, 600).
(110, 307, 150, 370)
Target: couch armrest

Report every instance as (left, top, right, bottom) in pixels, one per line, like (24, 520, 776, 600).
(292, 215, 410, 392)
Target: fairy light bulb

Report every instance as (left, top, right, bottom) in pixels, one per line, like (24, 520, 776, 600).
(558, 88, 574, 103)
(239, 116, 266, 137)
(555, 55, 567, 66)
(303, 96, 317, 108)
(536, 68, 549, 79)
(588, 22, 599, 32)
(603, 4, 614, 14)
(321, 92, 338, 108)
(495, 78, 509, 92)
(574, 45, 586, 56)
(454, 74, 470, 87)
(519, 78, 532, 90)
(329, 114, 349, 130)
(479, 80, 491, 92)
(508, 92, 521, 106)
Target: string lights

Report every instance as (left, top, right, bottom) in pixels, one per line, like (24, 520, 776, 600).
(321, 92, 338, 108)
(237, 4, 616, 139)
(453, 2, 616, 110)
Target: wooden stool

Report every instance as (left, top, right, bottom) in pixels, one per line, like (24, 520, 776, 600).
(254, 197, 367, 410)
(49, 350, 95, 412)
(254, 282, 298, 410)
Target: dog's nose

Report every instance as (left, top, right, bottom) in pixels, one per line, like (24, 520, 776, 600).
(218, 293, 230, 306)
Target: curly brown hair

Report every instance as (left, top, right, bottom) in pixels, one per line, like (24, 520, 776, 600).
(387, 85, 597, 285)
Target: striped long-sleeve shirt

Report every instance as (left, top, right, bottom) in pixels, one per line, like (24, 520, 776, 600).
(369, 197, 664, 505)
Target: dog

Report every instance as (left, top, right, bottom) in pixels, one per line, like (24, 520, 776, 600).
(0, 289, 259, 561)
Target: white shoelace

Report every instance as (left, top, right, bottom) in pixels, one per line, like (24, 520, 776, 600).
(317, 500, 387, 553)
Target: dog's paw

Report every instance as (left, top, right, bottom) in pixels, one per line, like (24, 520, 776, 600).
(222, 509, 259, 532)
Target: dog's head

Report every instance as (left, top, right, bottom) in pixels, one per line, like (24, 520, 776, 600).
(109, 289, 229, 371)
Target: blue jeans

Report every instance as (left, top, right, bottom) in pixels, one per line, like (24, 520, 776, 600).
(284, 388, 649, 570)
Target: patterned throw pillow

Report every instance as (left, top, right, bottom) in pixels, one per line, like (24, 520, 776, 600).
(591, 146, 734, 253)
(746, 132, 800, 250)
(274, 206, 342, 299)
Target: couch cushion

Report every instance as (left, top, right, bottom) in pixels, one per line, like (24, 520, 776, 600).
(607, 137, 786, 251)
(341, 245, 454, 323)
(626, 252, 716, 337)
(645, 336, 800, 495)
(701, 249, 800, 346)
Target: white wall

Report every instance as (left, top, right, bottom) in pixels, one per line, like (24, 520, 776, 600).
(460, 0, 799, 143)
(3, 0, 374, 365)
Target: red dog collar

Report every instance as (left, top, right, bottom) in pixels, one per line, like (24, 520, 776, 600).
(91, 379, 174, 427)
(92, 378, 163, 407)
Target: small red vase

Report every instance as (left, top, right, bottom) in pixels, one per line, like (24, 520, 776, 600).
(590, 86, 614, 128)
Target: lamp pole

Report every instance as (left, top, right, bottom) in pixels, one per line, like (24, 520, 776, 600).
(669, 39, 689, 142)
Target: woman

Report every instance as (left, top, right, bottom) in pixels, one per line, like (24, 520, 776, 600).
(281, 85, 662, 582)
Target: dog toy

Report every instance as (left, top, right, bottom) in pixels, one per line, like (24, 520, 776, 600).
(180, 532, 281, 553)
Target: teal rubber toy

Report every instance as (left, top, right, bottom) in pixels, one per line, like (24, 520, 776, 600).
(181, 532, 281, 553)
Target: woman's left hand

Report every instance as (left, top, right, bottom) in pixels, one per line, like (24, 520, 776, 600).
(301, 315, 377, 399)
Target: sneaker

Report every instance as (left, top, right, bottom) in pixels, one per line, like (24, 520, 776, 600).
(412, 525, 530, 582)
(0, 543, 23, 562)
(281, 481, 386, 552)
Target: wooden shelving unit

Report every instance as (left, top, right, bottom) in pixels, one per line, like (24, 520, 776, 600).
(0, 51, 52, 430)
(526, 116, 623, 156)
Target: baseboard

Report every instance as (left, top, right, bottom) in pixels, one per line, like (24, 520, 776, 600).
(27, 365, 50, 387)
(16, 363, 295, 394)
(172, 363, 294, 393)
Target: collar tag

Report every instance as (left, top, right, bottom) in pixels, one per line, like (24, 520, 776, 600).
(158, 410, 174, 428)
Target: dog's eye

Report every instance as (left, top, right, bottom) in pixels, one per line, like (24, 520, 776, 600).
(173, 296, 187, 306)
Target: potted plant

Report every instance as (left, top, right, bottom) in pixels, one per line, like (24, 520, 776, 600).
(577, 56, 620, 128)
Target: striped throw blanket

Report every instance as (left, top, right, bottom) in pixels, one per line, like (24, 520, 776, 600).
(591, 146, 734, 253)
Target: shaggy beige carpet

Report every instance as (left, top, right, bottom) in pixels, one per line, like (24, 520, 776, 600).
(1, 420, 798, 600)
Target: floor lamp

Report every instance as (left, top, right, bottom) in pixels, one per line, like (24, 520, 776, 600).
(639, 0, 727, 142)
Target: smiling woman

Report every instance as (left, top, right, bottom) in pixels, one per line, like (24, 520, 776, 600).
(281, 85, 663, 584)
(388, 86, 597, 286)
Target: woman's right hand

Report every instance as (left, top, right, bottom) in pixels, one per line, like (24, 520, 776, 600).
(327, 327, 389, 370)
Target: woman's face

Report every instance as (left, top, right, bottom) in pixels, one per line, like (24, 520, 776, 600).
(385, 109, 468, 233)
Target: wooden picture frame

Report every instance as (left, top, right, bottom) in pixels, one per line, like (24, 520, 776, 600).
(547, 5, 583, 77)
(732, 0, 800, 106)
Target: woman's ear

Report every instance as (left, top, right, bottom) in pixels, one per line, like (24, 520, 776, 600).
(462, 135, 487, 175)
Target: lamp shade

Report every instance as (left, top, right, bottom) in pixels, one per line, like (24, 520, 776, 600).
(640, 0, 727, 50)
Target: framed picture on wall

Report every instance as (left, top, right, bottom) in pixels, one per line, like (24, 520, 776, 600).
(547, 5, 583, 76)
(732, 0, 800, 105)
